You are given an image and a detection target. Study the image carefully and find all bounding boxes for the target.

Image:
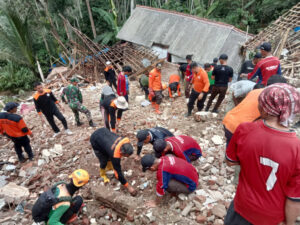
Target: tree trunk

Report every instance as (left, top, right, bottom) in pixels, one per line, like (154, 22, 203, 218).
(85, 0, 97, 39)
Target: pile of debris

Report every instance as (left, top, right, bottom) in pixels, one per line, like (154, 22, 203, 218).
(0, 63, 300, 225)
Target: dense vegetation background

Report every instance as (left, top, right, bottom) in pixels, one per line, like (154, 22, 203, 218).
(0, 0, 298, 93)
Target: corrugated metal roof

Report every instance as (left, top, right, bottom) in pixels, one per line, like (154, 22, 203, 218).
(117, 6, 252, 72)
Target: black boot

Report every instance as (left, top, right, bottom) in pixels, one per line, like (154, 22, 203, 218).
(89, 120, 95, 127)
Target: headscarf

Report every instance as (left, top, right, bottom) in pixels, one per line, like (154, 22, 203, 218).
(258, 83, 300, 127)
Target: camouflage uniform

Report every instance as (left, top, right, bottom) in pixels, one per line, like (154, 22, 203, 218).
(61, 85, 92, 124)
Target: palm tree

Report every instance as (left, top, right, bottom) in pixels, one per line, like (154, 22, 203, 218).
(0, 9, 37, 76)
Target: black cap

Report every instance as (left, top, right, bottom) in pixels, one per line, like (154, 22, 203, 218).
(254, 52, 262, 59)
(136, 130, 149, 149)
(4, 102, 19, 112)
(260, 42, 272, 52)
(121, 143, 133, 155)
(219, 54, 228, 60)
(141, 154, 156, 172)
(153, 139, 167, 154)
(213, 57, 218, 63)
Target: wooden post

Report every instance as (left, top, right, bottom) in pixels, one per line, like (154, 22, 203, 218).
(85, 0, 97, 39)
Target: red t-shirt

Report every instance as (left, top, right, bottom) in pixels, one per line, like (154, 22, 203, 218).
(226, 120, 300, 225)
(164, 135, 202, 162)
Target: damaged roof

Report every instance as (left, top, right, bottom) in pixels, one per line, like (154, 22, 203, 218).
(117, 6, 252, 72)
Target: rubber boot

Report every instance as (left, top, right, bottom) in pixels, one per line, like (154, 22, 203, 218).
(155, 103, 162, 114)
(151, 101, 156, 109)
(105, 161, 113, 171)
(100, 169, 110, 183)
(76, 121, 83, 127)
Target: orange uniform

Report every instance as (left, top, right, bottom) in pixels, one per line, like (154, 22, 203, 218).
(149, 68, 162, 91)
(0, 113, 32, 138)
(223, 89, 263, 133)
(168, 74, 181, 98)
(191, 68, 210, 93)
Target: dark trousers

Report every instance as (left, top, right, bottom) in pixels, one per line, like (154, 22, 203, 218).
(100, 106, 110, 130)
(124, 94, 129, 103)
(91, 140, 109, 169)
(44, 107, 68, 133)
(205, 86, 228, 111)
(142, 87, 149, 99)
(60, 196, 83, 223)
(167, 179, 191, 194)
(12, 136, 33, 160)
(225, 201, 252, 225)
(152, 91, 163, 105)
(187, 89, 208, 113)
(108, 79, 117, 90)
(224, 126, 233, 148)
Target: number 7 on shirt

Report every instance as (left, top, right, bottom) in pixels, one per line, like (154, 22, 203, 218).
(260, 157, 279, 191)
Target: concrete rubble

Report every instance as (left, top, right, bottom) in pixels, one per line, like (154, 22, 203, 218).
(0, 64, 300, 224)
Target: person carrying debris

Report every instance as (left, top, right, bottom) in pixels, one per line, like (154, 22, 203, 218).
(247, 42, 281, 85)
(186, 62, 210, 117)
(61, 77, 95, 127)
(225, 83, 300, 225)
(136, 127, 174, 159)
(139, 74, 149, 99)
(205, 54, 233, 113)
(168, 74, 181, 99)
(149, 63, 163, 114)
(117, 66, 132, 102)
(101, 95, 128, 133)
(33, 82, 72, 137)
(184, 55, 193, 99)
(32, 169, 89, 225)
(153, 135, 202, 162)
(141, 154, 199, 207)
(0, 102, 34, 162)
(104, 61, 117, 89)
(90, 128, 137, 196)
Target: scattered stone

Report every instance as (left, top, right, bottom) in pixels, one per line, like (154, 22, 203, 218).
(19, 170, 27, 178)
(98, 208, 108, 217)
(211, 167, 219, 174)
(211, 135, 223, 145)
(212, 204, 227, 218)
(196, 215, 207, 223)
(135, 96, 145, 103)
(0, 198, 6, 211)
(4, 164, 16, 171)
(181, 203, 193, 216)
(201, 163, 211, 171)
(214, 219, 224, 225)
(0, 182, 29, 204)
(146, 211, 156, 222)
(38, 159, 46, 166)
(194, 111, 211, 122)
(209, 191, 223, 201)
(0, 176, 8, 188)
(178, 193, 187, 201)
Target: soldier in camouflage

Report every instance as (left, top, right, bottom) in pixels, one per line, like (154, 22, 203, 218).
(61, 77, 95, 127)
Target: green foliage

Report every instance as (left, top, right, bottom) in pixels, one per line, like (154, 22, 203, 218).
(0, 63, 38, 94)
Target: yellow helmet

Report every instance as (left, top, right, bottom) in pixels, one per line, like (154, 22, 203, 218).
(162, 83, 167, 90)
(69, 169, 90, 187)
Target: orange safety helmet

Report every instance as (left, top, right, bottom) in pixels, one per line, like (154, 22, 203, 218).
(69, 169, 90, 187)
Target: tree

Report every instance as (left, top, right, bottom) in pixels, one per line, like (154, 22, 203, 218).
(0, 9, 37, 75)
(85, 0, 97, 38)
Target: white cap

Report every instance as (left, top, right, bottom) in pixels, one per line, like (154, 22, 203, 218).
(106, 61, 111, 65)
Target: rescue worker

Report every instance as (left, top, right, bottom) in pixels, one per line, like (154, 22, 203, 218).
(32, 169, 89, 225)
(149, 63, 163, 114)
(168, 74, 181, 99)
(117, 66, 132, 102)
(101, 95, 128, 133)
(184, 55, 193, 99)
(153, 135, 202, 162)
(247, 42, 281, 85)
(0, 102, 34, 162)
(211, 57, 218, 68)
(90, 128, 137, 196)
(104, 61, 117, 89)
(186, 62, 210, 117)
(141, 154, 199, 208)
(61, 77, 95, 127)
(33, 82, 72, 137)
(136, 127, 174, 159)
(204, 63, 214, 93)
(139, 74, 149, 99)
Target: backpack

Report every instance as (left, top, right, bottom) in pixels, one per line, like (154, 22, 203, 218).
(32, 181, 72, 222)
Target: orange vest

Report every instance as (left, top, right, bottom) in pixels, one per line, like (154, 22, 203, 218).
(149, 68, 162, 91)
(169, 74, 180, 84)
(192, 68, 210, 93)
